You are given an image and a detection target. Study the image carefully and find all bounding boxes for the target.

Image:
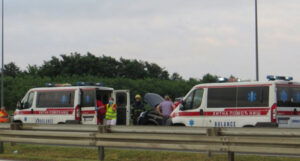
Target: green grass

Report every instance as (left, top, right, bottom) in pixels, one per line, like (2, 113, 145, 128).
(0, 143, 299, 161)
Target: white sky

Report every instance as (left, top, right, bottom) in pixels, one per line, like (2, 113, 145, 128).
(2, 0, 300, 80)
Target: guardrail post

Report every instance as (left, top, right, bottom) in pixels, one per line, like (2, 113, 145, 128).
(10, 122, 22, 146)
(98, 125, 109, 161)
(206, 127, 221, 158)
(228, 151, 234, 161)
(0, 142, 3, 154)
(10, 122, 22, 130)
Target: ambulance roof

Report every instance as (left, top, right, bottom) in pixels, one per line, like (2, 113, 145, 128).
(30, 86, 114, 91)
(194, 80, 300, 88)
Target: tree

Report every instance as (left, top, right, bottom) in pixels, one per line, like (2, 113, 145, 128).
(170, 72, 183, 81)
(26, 65, 40, 76)
(25, 52, 171, 80)
(201, 73, 218, 83)
(3, 62, 22, 77)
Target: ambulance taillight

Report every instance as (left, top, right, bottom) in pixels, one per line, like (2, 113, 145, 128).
(75, 105, 81, 121)
(271, 103, 277, 123)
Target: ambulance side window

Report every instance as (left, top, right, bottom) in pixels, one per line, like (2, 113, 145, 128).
(36, 91, 75, 108)
(182, 89, 204, 110)
(23, 92, 34, 109)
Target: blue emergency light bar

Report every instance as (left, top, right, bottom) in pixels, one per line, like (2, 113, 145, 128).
(94, 82, 105, 86)
(267, 75, 293, 81)
(75, 82, 104, 86)
(217, 77, 228, 83)
(45, 83, 54, 87)
(44, 82, 105, 87)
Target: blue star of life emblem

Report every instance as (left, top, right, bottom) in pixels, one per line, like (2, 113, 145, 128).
(248, 91, 257, 102)
(188, 120, 194, 126)
(61, 95, 67, 103)
(281, 90, 288, 102)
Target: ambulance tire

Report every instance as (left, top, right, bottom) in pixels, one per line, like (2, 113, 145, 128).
(165, 118, 173, 126)
(13, 120, 22, 124)
(243, 125, 254, 128)
(172, 123, 185, 126)
(65, 120, 81, 124)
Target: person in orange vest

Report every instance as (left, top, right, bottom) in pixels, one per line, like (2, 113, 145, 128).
(0, 107, 9, 123)
(105, 97, 117, 125)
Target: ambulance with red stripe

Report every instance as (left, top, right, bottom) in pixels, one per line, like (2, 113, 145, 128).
(170, 76, 300, 128)
(13, 83, 130, 125)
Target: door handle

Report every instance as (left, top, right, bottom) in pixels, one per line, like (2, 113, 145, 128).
(200, 109, 204, 116)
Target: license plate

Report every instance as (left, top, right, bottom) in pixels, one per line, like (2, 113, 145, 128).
(83, 116, 94, 121)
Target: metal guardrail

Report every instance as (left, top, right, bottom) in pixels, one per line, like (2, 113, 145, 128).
(0, 123, 299, 161)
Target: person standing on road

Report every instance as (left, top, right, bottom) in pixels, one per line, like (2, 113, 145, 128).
(105, 97, 117, 126)
(156, 95, 174, 125)
(132, 94, 145, 125)
(96, 99, 105, 125)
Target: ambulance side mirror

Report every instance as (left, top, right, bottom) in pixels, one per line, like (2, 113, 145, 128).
(179, 100, 186, 111)
(16, 101, 22, 109)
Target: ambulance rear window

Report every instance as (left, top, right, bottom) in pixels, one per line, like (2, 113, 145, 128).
(82, 90, 96, 107)
(277, 86, 300, 107)
(37, 91, 75, 108)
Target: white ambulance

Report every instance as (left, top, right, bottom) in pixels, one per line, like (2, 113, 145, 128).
(13, 83, 130, 125)
(170, 76, 300, 128)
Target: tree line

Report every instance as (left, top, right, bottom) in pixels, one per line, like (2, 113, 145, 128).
(1, 52, 219, 110)
(4, 52, 185, 80)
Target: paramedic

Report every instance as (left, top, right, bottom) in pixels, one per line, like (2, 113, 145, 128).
(105, 97, 117, 125)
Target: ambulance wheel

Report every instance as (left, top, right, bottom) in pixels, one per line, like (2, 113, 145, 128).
(165, 118, 173, 126)
(172, 123, 185, 126)
(13, 120, 22, 124)
(243, 125, 254, 128)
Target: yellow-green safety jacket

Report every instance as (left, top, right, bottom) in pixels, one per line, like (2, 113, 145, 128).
(105, 104, 117, 120)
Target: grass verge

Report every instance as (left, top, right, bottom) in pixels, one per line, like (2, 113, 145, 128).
(0, 143, 299, 161)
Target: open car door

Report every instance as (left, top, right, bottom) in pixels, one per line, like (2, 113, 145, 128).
(113, 90, 130, 125)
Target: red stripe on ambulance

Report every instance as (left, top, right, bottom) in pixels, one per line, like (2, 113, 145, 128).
(177, 108, 270, 117)
(16, 108, 74, 115)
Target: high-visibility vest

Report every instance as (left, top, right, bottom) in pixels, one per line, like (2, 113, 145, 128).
(105, 104, 117, 120)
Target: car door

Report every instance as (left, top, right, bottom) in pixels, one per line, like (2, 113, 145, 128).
(113, 90, 130, 125)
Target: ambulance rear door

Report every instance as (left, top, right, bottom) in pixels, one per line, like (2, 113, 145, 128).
(80, 88, 97, 124)
(113, 90, 130, 125)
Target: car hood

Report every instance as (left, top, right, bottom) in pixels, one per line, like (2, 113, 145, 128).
(144, 93, 164, 108)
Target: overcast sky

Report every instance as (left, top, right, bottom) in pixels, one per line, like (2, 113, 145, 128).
(2, 0, 300, 80)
